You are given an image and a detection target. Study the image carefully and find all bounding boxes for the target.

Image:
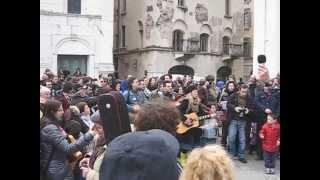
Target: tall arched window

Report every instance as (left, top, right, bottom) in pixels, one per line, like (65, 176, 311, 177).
(173, 30, 184, 51)
(243, 38, 251, 57)
(200, 33, 209, 52)
(223, 36, 230, 55)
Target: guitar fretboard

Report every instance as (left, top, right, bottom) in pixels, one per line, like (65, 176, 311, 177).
(199, 114, 213, 120)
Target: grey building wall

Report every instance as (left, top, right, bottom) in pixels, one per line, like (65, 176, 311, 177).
(114, 0, 253, 81)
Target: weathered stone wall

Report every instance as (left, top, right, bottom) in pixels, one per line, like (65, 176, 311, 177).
(116, 0, 254, 81)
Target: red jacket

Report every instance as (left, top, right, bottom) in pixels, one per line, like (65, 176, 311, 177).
(259, 122, 280, 152)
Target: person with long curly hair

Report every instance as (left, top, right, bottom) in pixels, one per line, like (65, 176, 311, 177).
(179, 145, 235, 180)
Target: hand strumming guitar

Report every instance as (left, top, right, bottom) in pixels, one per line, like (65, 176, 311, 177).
(132, 104, 141, 113)
(183, 118, 193, 127)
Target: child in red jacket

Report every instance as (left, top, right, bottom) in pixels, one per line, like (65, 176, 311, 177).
(259, 114, 280, 174)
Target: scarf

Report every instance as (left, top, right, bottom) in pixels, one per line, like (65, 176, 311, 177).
(238, 94, 247, 107)
(89, 136, 107, 169)
(81, 114, 93, 129)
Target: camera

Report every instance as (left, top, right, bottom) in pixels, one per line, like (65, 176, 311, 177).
(238, 107, 246, 118)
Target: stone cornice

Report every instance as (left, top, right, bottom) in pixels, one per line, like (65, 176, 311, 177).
(40, 10, 102, 19)
(113, 46, 221, 56)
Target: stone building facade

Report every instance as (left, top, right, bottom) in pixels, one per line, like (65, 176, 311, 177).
(114, 0, 253, 81)
(40, 0, 114, 77)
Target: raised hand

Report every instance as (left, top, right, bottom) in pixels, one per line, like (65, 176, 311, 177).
(255, 64, 270, 82)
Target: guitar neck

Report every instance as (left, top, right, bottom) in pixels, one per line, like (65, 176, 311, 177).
(198, 114, 213, 120)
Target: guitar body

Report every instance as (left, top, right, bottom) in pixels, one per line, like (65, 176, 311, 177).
(176, 113, 200, 134)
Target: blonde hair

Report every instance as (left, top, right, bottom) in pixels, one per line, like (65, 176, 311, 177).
(179, 145, 235, 180)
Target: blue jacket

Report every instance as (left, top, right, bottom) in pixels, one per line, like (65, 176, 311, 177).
(40, 121, 94, 180)
(122, 90, 146, 112)
(120, 80, 129, 93)
(255, 91, 280, 116)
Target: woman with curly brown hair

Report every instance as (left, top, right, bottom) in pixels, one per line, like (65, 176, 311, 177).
(179, 145, 235, 180)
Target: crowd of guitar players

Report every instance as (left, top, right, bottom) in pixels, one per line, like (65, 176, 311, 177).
(40, 61, 280, 180)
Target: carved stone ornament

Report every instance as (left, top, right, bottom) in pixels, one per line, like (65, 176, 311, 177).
(156, 6, 174, 26)
(156, 0, 162, 9)
(195, 4, 208, 23)
(147, 6, 153, 12)
(231, 12, 244, 44)
(145, 13, 154, 40)
(244, 0, 252, 5)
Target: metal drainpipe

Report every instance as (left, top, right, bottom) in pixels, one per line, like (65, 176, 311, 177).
(117, 0, 121, 71)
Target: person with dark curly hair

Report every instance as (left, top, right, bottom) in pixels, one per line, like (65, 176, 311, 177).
(134, 100, 181, 136)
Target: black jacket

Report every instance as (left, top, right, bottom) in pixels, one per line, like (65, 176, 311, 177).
(227, 93, 255, 121)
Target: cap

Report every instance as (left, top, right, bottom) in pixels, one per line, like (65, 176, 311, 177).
(99, 129, 180, 180)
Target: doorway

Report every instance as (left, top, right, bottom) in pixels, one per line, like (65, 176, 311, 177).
(216, 66, 232, 81)
(57, 55, 88, 76)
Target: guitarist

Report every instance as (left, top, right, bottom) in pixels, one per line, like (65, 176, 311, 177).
(176, 84, 206, 152)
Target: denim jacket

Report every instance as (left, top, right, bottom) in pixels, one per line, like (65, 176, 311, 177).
(122, 90, 146, 112)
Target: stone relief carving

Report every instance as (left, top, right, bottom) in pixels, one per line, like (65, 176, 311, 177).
(155, 0, 174, 39)
(145, 13, 154, 40)
(147, 6, 153, 12)
(156, 7, 174, 26)
(195, 4, 208, 23)
(231, 12, 244, 44)
(156, 0, 162, 9)
(244, 0, 251, 4)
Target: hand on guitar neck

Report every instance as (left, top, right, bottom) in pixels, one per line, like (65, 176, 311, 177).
(183, 118, 194, 127)
(132, 104, 141, 113)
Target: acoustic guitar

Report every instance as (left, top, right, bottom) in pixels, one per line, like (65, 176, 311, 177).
(68, 135, 83, 171)
(176, 112, 215, 134)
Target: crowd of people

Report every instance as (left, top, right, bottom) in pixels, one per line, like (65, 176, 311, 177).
(40, 59, 280, 180)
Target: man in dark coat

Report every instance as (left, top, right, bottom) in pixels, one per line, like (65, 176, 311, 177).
(56, 82, 73, 111)
(227, 84, 255, 163)
(254, 81, 280, 160)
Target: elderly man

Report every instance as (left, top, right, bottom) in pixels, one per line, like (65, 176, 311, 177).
(40, 86, 51, 121)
